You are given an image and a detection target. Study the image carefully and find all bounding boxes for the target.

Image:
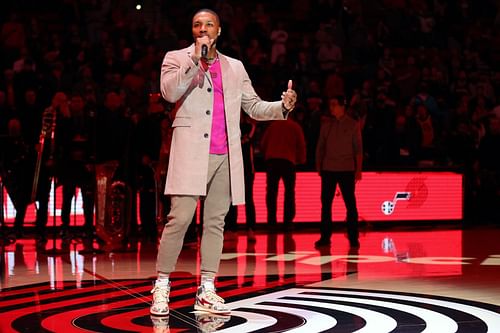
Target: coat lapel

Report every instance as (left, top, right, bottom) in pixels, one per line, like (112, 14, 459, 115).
(218, 53, 233, 107)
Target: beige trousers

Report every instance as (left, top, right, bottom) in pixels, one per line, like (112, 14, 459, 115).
(156, 154, 231, 274)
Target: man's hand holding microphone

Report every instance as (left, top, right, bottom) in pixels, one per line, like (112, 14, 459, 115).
(192, 36, 214, 64)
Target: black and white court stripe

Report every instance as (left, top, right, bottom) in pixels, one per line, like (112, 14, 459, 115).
(222, 288, 500, 332)
(2, 282, 499, 332)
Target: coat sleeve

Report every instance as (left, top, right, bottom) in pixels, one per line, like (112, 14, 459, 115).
(160, 51, 200, 103)
(239, 63, 285, 120)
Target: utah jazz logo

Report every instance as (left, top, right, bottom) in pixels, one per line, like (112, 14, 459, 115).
(381, 192, 412, 215)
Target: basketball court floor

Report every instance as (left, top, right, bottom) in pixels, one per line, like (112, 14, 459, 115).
(1, 224, 499, 332)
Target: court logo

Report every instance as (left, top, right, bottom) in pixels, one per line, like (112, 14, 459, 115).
(381, 191, 411, 215)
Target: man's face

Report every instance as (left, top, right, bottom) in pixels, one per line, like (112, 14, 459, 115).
(329, 98, 344, 118)
(192, 11, 220, 41)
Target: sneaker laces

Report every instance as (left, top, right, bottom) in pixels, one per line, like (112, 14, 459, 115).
(203, 289, 225, 304)
(151, 284, 170, 304)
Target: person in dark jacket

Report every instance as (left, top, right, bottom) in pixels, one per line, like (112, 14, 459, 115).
(315, 95, 363, 248)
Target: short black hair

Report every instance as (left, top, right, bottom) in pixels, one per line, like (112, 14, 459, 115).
(192, 8, 220, 26)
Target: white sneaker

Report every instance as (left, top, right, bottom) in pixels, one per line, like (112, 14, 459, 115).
(150, 281, 170, 316)
(194, 285, 230, 314)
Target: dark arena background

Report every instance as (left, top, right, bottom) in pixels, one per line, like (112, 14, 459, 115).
(1, 0, 499, 332)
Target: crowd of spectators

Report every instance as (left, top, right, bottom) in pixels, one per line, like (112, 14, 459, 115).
(1, 0, 499, 225)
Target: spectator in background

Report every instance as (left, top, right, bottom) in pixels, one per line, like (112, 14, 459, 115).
(292, 49, 319, 98)
(272, 54, 293, 98)
(470, 85, 494, 126)
(260, 113, 306, 231)
(73, 65, 99, 100)
(1, 13, 26, 66)
(39, 62, 71, 107)
(315, 95, 362, 249)
(415, 1, 436, 47)
(15, 89, 43, 150)
(323, 67, 345, 101)
(82, 0, 112, 45)
(58, 93, 96, 239)
(449, 70, 472, 107)
(375, 87, 398, 164)
(363, 86, 397, 166)
(1, 69, 17, 109)
(412, 81, 443, 135)
(317, 37, 342, 73)
(378, 47, 396, 77)
(244, 37, 268, 84)
(347, 88, 367, 125)
(376, 17, 391, 48)
(475, 73, 496, 103)
(122, 62, 147, 109)
(270, 21, 288, 64)
(252, 3, 272, 34)
(2, 118, 35, 238)
(415, 104, 435, 163)
(12, 56, 38, 103)
(395, 55, 421, 104)
(394, 105, 422, 166)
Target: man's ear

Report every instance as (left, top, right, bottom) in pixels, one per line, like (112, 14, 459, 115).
(218, 28, 221, 36)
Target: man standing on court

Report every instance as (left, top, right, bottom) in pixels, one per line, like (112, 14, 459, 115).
(315, 95, 362, 249)
(150, 8, 297, 317)
(260, 113, 307, 231)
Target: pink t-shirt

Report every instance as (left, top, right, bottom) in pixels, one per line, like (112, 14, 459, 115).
(208, 59, 228, 154)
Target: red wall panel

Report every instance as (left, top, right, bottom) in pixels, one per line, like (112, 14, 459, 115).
(1, 171, 463, 226)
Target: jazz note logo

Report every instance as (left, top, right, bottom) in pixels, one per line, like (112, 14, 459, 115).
(381, 192, 412, 215)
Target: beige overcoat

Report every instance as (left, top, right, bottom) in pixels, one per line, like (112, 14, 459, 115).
(161, 45, 286, 205)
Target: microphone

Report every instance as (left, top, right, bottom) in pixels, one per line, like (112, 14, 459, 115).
(201, 44, 208, 58)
